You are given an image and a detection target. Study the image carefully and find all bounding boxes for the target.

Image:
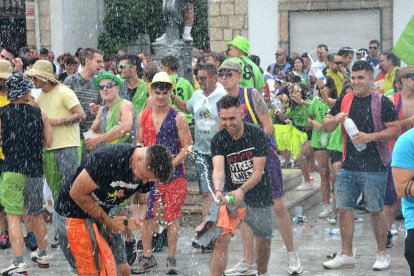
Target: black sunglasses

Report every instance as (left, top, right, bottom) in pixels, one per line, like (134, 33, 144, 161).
(98, 82, 117, 90)
(333, 61, 342, 65)
(218, 70, 234, 78)
(196, 76, 208, 82)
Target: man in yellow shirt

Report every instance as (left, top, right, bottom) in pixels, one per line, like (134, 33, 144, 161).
(326, 54, 346, 96)
(380, 51, 400, 94)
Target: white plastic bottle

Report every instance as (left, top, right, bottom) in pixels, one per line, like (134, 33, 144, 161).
(343, 117, 367, 151)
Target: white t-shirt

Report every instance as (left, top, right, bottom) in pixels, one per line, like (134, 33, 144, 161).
(308, 61, 327, 77)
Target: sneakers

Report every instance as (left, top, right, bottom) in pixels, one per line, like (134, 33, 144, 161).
(1, 262, 27, 275)
(51, 234, 59, 249)
(323, 253, 355, 269)
(182, 33, 193, 42)
(224, 259, 257, 276)
(131, 255, 157, 274)
(386, 231, 393, 248)
(166, 256, 178, 275)
(25, 232, 38, 251)
(125, 237, 137, 265)
(327, 212, 338, 224)
(136, 239, 143, 252)
(30, 249, 49, 268)
(295, 182, 313, 191)
(287, 252, 303, 275)
(318, 205, 331, 218)
(152, 232, 164, 252)
(0, 231, 10, 249)
(372, 253, 391, 271)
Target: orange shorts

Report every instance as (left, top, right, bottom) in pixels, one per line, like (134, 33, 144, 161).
(147, 177, 188, 222)
(66, 218, 116, 275)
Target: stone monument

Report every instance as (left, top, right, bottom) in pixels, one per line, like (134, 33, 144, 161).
(152, 0, 193, 84)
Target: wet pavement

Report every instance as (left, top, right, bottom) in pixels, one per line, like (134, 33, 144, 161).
(0, 204, 409, 275)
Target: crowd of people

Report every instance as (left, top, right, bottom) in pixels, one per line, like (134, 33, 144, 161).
(0, 31, 412, 276)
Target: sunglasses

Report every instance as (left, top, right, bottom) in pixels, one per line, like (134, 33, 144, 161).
(333, 61, 342, 65)
(116, 64, 134, 70)
(218, 70, 234, 78)
(196, 76, 208, 82)
(98, 82, 117, 90)
(369, 46, 378, 50)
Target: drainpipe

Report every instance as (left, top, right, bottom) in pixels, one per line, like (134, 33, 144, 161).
(34, 0, 41, 52)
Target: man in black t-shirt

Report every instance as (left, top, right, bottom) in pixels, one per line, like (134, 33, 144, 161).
(54, 143, 173, 275)
(210, 95, 273, 276)
(322, 61, 399, 271)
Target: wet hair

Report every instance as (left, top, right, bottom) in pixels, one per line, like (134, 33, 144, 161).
(219, 95, 241, 109)
(39, 48, 49, 55)
(161, 55, 179, 72)
(338, 47, 354, 57)
(152, 82, 172, 91)
(209, 51, 227, 66)
(382, 51, 400, 67)
(352, 60, 373, 74)
(143, 61, 161, 83)
(79, 48, 103, 66)
(120, 54, 143, 75)
(317, 44, 328, 52)
(146, 144, 174, 183)
(196, 63, 217, 75)
(369, 39, 380, 46)
(324, 76, 338, 99)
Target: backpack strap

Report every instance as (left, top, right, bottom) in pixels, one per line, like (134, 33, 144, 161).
(244, 88, 259, 125)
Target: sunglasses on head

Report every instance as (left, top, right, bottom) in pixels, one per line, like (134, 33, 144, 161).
(98, 82, 116, 90)
(218, 70, 234, 78)
(116, 64, 134, 70)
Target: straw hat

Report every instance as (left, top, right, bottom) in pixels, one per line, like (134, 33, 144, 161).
(0, 60, 12, 79)
(149, 72, 176, 90)
(25, 60, 59, 84)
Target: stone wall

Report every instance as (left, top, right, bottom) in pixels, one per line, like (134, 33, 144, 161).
(26, 0, 51, 49)
(278, 0, 393, 50)
(209, 0, 249, 52)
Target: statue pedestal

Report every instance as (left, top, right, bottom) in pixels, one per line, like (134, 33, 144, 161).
(152, 40, 193, 85)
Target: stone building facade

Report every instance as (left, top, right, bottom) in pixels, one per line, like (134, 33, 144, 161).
(26, 0, 51, 49)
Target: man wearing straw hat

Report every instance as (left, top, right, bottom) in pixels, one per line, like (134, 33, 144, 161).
(26, 60, 86, 205)
(0, 74, 52, 275)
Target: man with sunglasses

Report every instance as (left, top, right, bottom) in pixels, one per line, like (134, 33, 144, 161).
(118, 55, 148, 115)
(366, 39, 380, 68)
(326, 54, 346, 96)
(224, 35, 264, 90)
(267, 48, 291, 78)
(218, 61, 303, 275)
(171, 63, 226, 222)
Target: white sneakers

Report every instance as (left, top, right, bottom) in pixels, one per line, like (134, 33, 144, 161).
(295, 181, 313, 191)
(372, 253, 391, 271)
(323, 253, 356, 269)
(154, 33, 193, 42)
(318, 204, 331, 218)
(224, 259, 257, 276)
(323, 252, 391, 271)
(287, 252, 303, 275)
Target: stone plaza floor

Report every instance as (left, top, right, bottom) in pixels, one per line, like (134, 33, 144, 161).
(0, 202, 410, 275)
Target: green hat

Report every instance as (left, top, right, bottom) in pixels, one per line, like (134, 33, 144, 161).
(93, 71, 123, 90)
(227, 35, 250, 55)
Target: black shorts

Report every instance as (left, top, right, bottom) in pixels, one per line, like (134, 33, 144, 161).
(328, 150, 342, 164)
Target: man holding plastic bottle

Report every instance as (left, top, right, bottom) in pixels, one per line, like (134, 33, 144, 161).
(322, 60, 399, 271)
(209, 95, 273, 276)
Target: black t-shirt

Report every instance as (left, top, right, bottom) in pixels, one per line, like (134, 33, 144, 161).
(211, 123, 272, 207)
(0, 104, 44, 177)
(330, 94, 397, 171)
(55, 144, 153, 218)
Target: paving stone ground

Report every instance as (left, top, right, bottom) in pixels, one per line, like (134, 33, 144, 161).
(0, 202, 409, 275)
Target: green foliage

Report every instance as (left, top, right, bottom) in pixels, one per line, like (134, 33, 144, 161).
(98, 0, 208, 53)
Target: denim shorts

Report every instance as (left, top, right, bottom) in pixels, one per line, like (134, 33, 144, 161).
(195, 152, 214, 194)
(335, 169, 387, 212)
(244, 205, 274, 239)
